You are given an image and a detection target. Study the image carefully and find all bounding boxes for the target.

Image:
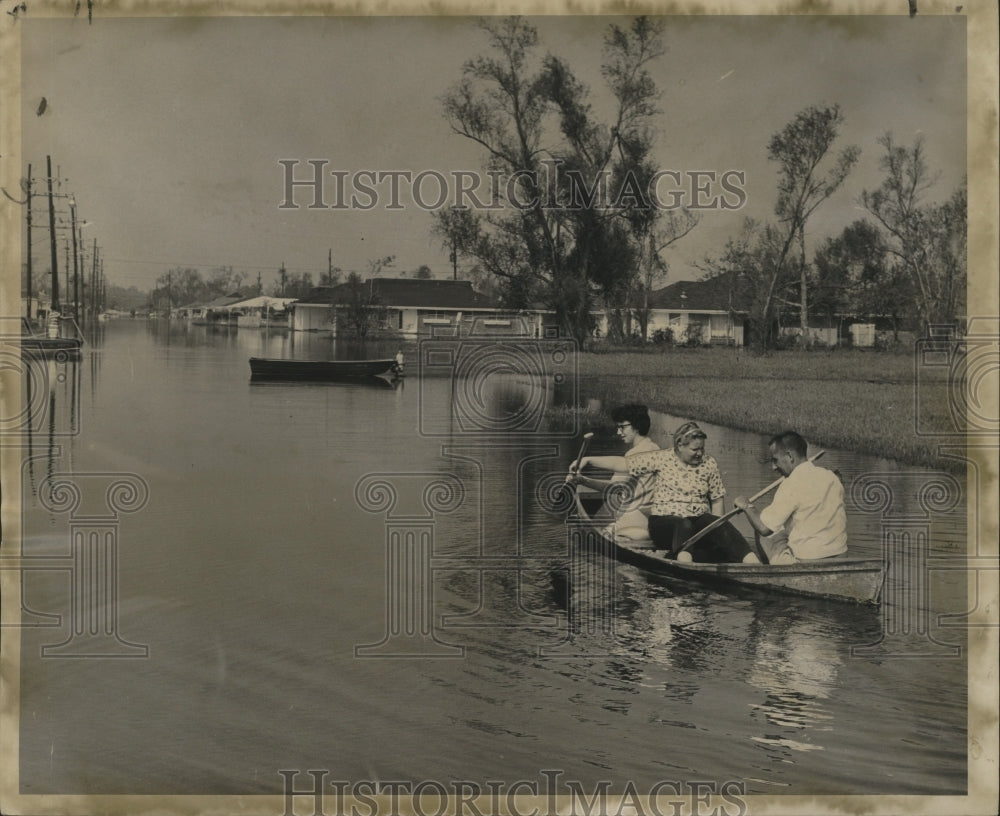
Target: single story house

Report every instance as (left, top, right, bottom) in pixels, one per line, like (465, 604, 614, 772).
(173, 294, 245, 324)
(642, 276, 748, 346)
(223, 295, 298, 328)
(290, 278, 515, 337)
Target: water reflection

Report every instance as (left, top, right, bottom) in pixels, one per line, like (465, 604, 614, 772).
(22, 350, 82, 505)
(560, 556, 886, 766)
(743, 608, 850, 756)
(12, 321, 969, 794)
(248, 376, 402, 392)
(143, 317, 419, 364)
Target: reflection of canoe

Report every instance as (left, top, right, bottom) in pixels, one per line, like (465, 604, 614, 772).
(572, 490, 886, 605)
(20, 336, 83, 355)
(248, 357, 398, 381)
(249, 372, 399, 389)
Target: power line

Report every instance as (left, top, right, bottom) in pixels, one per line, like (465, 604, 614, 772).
(100, 255, 348, 275)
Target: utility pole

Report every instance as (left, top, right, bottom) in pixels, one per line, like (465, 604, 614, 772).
(280, 263, 287, 296)
(166, 269, 172, 316)
(451, 235, 457, 280)
(46, 155, 59, 312)
(70, 199, 80, 322)
(64, 242, 70, 313)
(91, 239, 98, 319)
(328, 249, 332, 285)
(257, 271, 262, 295)
(25, 164, 33, 321)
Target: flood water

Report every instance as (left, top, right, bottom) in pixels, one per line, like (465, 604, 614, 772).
(10, 320, 969, 798)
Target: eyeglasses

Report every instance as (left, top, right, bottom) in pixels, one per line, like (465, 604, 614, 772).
(615, 423, 632, 431)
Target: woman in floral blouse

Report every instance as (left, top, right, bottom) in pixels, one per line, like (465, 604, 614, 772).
(573, 421, 757, 563)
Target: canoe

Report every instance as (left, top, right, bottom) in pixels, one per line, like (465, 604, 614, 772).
(248, 357, 398, 381)
(571, 490, 886, 605)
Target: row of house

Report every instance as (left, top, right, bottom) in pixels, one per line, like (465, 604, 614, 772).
(166, 275, 882, 348)
(168, 277, 749, 343)
(287, 276, 754, 343)
(172, 294, 297, 327)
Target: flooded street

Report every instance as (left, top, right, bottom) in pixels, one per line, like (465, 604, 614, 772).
(12, 320, 968, 796)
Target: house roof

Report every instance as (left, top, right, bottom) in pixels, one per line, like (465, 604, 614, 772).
(225, 295, 297, 311)
(296, 278, 499, 309)
(177, 294, 245, 310)
(649, 275, 750, 312)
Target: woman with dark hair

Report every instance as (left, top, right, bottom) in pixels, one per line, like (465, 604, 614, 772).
(569, 404, 659, 540)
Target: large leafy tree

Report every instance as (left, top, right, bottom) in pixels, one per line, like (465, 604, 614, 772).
(812, 219, 913, 340)
(153, 267, 205, 309)
(700, 219, 793, 350)
(266, 271, 314, 299)
(335, 271, 388, 341)
(440, 18, 553, 308)
(207, 266, 246, 297)
(438, 16, 681, 345)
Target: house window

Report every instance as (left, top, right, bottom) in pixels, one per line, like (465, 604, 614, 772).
(377, 309, 403, 330)
(423, 311, 452, 324)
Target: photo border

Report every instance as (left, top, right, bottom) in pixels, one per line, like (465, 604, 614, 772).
(1, 2, 996, 815)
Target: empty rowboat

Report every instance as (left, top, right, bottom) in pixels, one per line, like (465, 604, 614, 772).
(248, 357, 398, 381)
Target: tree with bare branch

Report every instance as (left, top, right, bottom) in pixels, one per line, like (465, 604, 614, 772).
(861, 134, 966, 333)
(767, 104, 860, 341)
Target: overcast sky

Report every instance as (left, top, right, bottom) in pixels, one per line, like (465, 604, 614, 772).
(20, 11, 968, 294)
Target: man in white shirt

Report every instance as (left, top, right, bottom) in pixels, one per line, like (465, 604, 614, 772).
(734, 431, 848, 564)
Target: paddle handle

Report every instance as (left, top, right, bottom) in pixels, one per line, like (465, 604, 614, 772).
(571, 433, 595, 474)
(563, 433, 595, 507)
(678, 449, 826, 554)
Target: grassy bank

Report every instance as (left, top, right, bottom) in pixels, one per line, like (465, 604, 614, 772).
(570, 346, 961, 472)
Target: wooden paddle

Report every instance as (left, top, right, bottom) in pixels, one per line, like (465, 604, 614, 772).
(571, 432, 595, 475)
(561, 432, 595, 503)
(678, 450, 826, 556)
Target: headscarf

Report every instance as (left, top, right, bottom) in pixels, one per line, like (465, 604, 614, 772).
(673, 421, 707, 448)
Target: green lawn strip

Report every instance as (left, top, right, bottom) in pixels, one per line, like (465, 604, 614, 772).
(574, 374, 959, 473)
(578, 346, 949, 384)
